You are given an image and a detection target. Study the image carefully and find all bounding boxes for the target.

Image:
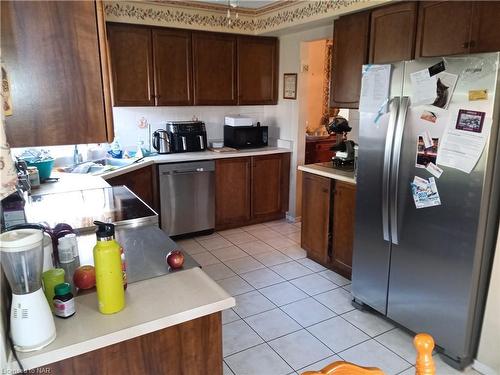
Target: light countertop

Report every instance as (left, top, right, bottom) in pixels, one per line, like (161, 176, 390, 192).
(99, 147, 291, 179)
(13, 267, 235, 370)
(34, 172, 111, 195)
(32, 147, 290, 195)
(298, 164, 356, 184)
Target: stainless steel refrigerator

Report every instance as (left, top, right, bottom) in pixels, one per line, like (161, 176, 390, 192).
(352, 52, 500, 368)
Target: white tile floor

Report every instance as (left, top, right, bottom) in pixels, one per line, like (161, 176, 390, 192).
(177, 220, 481, 375)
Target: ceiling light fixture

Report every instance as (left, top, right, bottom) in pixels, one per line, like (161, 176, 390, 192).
(227, 0, 239, 25)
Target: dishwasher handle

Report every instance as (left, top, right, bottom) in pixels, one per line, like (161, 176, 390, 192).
(162, 168, 208, 175)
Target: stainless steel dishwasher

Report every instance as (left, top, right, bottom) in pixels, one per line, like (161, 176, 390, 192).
(159, 161, 215, 236)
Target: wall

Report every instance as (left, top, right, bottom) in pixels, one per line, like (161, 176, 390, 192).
(303, 40, 329, 134)
(262, 23, 334, 220)
(475, 223, 500, 375)
(112, 106, 273, 150)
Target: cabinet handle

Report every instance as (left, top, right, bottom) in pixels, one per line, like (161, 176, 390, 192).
(462, 42, 469, 49)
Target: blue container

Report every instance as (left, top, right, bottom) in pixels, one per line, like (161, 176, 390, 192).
(27, 159, 54, 180)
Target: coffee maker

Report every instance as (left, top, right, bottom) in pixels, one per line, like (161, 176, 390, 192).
(326, 116, 357, 170)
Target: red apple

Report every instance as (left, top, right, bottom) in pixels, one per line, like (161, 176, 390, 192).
(73, 265, 96, 289)
(166, 250, 184, 269)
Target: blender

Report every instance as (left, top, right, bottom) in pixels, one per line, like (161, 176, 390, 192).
(0, 229, 56, 351)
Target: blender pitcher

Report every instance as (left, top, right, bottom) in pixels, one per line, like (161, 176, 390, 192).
(0, 229, 56, 351)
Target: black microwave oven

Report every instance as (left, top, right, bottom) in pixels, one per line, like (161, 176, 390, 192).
(223, 125, 268, 149)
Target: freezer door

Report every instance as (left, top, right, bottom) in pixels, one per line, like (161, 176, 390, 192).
(351, 62, 405, 314)
(387, 53, 499, 361)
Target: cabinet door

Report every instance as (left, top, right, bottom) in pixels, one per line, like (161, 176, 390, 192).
(107, 23, 154, 106)
(215, 158, 251, 229)
(331, 181, 356, 279)
(330, 11, 370, 109)
(470, 2, 500, 53)
(415, 1, 473, 58)
(2, 1, 110, 147)
(237, 36, 278, 105)
(301, 173, 331, 265)
(153, 28, 193, 106)
(369, 2, 417, 63)
(106, 166, 156, 211)
(192, 32, 237, 105)
(251, 154, 290, 220)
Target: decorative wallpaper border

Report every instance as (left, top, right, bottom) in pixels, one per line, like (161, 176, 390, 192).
(104, 0, 375, 34)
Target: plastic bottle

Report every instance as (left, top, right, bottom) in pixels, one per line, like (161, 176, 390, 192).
(58, 237, 78, 287)
(108, 138, 123, 159)
(93, 221, 125, 314)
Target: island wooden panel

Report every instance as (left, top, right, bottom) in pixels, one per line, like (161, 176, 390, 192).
(301, 173, 332, 265)
(42, 312, 222, 375)
(1, 0, 111, 147)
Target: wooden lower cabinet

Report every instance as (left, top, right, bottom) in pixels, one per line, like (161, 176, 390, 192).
(106, 165, 159, 213)
(331, 181, 356, 279)
(301, 173, 331, 265)
(301, 172, 356, 279)
(41, 312, 222, 375)
(215, 153, 290, 230)
(251, 153, 290, 221)
(215, 157, 252, 228)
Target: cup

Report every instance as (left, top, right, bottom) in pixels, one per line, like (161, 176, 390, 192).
(42, 268, 65, 309)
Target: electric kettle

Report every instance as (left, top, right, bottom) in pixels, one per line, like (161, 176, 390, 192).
(152, 130, 171, 154)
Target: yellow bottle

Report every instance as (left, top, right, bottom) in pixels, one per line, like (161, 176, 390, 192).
(93, 221, 125, 314)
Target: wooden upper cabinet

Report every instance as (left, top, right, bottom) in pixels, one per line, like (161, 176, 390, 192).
(415, 2, 473, 57)
(470, 2, 500, 53)
(215, 158, 251, 228)
(330, 11, 370, 109)
(192, 32, 237, 105)
(153, 28, 193, 106)
(369, 2, 417, 63)
(251, 153, 290, 219)
(237, 36, 278, 105)
(301, 173, 331, 265)
(1, 1, 112, 147)
(107, 23, 154, 106)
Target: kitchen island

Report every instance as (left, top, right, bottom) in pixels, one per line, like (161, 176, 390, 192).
(14, 267, 233, 373)
(7, 185, 235, 373)
(298, 163, 356, 279)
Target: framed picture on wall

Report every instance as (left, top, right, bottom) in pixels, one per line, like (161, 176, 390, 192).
(283, 73, 297, 99)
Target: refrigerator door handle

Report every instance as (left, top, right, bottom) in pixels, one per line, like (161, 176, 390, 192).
(390, 96, 410, 245)
(382, 97, 400, 242)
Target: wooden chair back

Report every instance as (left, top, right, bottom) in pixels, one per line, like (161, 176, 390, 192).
(301, 333, 436, 375)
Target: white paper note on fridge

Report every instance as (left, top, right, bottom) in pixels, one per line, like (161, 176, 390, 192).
(359, 64, 391, 113)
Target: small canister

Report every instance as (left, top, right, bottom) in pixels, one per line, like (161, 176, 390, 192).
(53, 283, 76, 318)
(27, 166, 40, 189)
